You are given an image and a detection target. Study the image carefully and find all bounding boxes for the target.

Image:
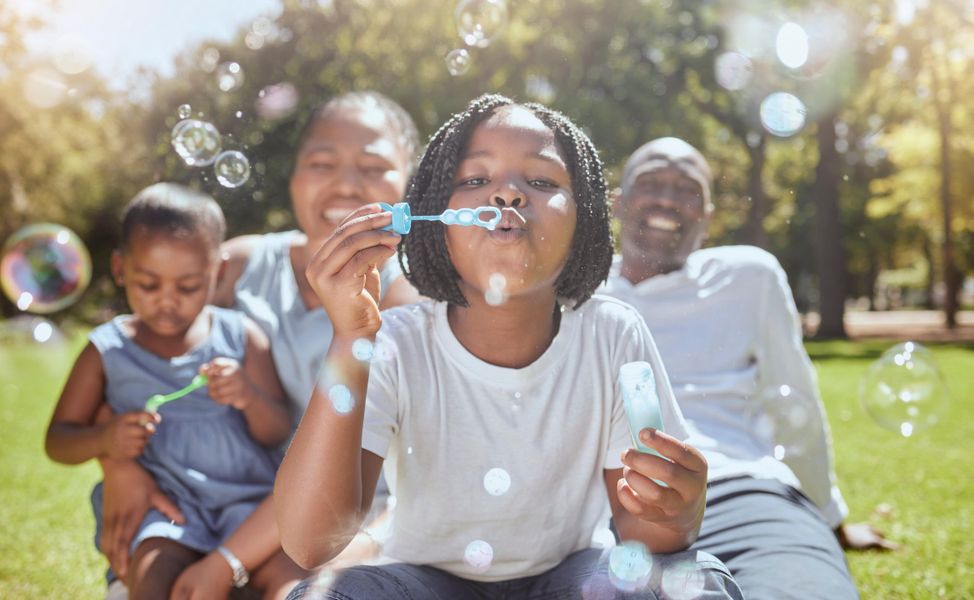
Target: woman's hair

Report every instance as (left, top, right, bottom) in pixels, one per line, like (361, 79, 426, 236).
(120, 183, 226, 252)
(294, 91, 420, 171)
(399, 93, 613, 308)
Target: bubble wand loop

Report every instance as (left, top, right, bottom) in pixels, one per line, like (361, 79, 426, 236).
(379, 202, 502, 235)
(145, 374, 208, 413)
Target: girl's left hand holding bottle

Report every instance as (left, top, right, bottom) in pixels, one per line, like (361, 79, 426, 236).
(305, 205, 401, 339)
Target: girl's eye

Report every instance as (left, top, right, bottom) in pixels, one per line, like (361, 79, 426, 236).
(308, 161, 335, 171)
(529, 178, 558, 188)
(457, 177, 488, 187)
(136, 283, 158, 292)
(361, 166, 387, 178)
(178, 286, 202, 295)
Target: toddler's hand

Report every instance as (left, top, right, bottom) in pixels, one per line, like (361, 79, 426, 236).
(305, 204, 401, 339)
(618, 428, 708, 535)
(101, 411, 159, 459)
(200, 358, 253, 410)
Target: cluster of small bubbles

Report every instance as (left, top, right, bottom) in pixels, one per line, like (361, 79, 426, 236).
(199, 47, 220, 72)
(171, 120, 223, 166)
(445, 48, 471, 76)
(328, 384, 355, 414)
(485, 272, 508, 306)
(775, 22, 809, 69)
(759, 92, 807, 137)
(216, 62, 244, 92)
(1, 224, 92, 314)
(178, 104, 192, 119)
(860, 342, 948, 437)
(53, 34, 93, 75)
(214, 151, 251, 188)
(463, 540, 494, 573)
(660, 558, 706, 600)
(608, 541, 653, 592)
(714, 52, 754, 91)
(352, 338, 375, 361)
(256, 82, 300, 120)
(455, 0, 508, 48)
(482, 467, 511, 496)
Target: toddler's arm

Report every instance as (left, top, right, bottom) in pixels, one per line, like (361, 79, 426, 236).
(202, 318, 290, 446)
(46, 342, 158, 464)
(275, 205, 398, 568)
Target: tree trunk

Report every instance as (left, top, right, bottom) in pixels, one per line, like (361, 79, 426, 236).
(811, 115, 848, 338)
(931, 62, 959, 328)
(740, 136, 769, 249)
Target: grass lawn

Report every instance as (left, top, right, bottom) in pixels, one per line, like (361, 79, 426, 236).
(1, 330, 971, 598)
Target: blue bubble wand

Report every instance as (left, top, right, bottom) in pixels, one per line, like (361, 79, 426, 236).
(380, 202, 502, 235)
(145, 374, 208, 413)
(618, 361, 670, 487)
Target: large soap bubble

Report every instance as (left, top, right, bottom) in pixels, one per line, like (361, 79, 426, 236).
(1, 224, 91, 314)
(214, 150, 252, 188)
(759, 92, 807, 137)
(171, 119, 223, 167)
(860, 342, 948, 437)
(455, 0, 508, 48)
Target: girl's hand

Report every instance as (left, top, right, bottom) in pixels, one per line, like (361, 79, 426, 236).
(169, 552, 233, 600)
(618, 428, 708, 534)
(101, 411, 159, 459)
(100, 458, 184, 579)
(201, 358, 254, 410)
(305, 205, 401, 339)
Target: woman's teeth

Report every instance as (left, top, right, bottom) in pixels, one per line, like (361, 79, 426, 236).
(324, 208, 353, 222)
(645, 215, 680, 232)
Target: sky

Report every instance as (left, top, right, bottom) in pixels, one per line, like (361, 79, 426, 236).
(20, 0, 280, 89)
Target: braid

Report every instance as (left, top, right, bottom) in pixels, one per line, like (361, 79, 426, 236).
(400, 94, 613, 308)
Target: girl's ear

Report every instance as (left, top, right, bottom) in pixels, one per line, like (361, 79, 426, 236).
(110, 250, 124, 286)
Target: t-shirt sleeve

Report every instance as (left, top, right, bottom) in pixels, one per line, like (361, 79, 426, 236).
(604, 310, 691, 470)
(361, 331, 400, 459)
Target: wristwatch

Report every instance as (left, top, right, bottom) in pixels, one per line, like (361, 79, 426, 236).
(217, 545, 250, 588)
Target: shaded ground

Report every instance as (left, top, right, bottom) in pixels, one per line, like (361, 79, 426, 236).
(804, 310, 974, 342)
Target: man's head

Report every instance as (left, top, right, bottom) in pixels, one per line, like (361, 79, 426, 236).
(614, 137, 712, 279)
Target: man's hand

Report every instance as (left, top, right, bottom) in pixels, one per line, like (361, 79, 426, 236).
(836, 522, 899, 551)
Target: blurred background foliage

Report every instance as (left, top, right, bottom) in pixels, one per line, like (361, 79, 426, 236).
(1, 0, 973, 335)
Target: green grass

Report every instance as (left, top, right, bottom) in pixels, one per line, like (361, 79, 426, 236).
(2, 332, 972, 597)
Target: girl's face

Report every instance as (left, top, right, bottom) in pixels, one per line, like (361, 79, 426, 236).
(290, 108, 410, 245)
(111, 229, 218, 338)
(447, 106, 577, 303)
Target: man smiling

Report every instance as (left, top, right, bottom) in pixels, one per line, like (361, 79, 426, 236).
(603, 137, 892, 599)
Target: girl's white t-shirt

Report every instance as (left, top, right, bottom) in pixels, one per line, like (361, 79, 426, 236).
(362, 296, 690, 581)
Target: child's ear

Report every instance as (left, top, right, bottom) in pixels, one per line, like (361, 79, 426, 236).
(110, 250, 124, 286)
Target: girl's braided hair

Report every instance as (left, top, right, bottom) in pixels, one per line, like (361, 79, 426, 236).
(399, 93, 612, 308)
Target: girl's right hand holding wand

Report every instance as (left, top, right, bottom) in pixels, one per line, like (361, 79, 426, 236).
(305, 205, 401, 338)
(100, 411, 159, 460)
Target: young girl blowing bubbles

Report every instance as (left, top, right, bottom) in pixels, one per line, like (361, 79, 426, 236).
(276, 95, 744, 599)
(46, 184, 304, 599)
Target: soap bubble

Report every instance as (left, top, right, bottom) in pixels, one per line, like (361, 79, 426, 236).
(483, 467, 511, 496)
(177, 104, 192, 119)
(485, 272, 508, 306)
(753, 384, 815, 461)
(216, 62, 244, 92)
(352, 338, 374, 361)
(213, 150, 251, 188)
(22, 67, 68, 108)
(860, 342, 948, 437)
(328, 384, 355, 414)
(53, 34, 93, 75)
(608, 541, 653, 592)
(445, 49, 471, 76)
(456, 0, 508, 47)
(660, 557, 706, 600)
(199, 47, 220, 72)
(463, 540, 494, 573)
(256, 82, 300, 120)
(776, 22, 809, 69)
(714, 51, 753, 91)
(171, 120, 223, 166)
(1, 224, 91, 314)
(759, 92, 807, 137)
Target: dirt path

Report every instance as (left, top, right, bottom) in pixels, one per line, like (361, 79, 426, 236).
(804, 310, 974, 342)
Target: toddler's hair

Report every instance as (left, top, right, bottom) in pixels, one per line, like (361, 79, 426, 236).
(400, 93, 613, 308)
(121, 183, 226, 252)
(295, 91, 420, 171)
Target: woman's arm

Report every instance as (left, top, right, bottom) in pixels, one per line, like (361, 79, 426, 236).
(237, 318, 290, 445)
(212, 235, 261, 308)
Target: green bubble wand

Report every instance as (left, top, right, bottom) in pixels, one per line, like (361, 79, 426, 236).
(145, 374, 208, 413)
